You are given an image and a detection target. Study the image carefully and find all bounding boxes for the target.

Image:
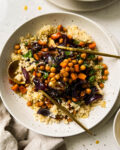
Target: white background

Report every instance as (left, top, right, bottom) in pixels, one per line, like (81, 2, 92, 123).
(0, 0, 120, 149)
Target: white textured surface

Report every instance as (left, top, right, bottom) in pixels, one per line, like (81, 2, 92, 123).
(0, 0, 120, 149)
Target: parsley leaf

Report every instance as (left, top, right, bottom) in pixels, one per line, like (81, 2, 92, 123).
(89, 76, 96, 83)
(88, 54, 95, 59)
(73, 40, 80, 45)
(23, 50, 32, 58)
(64, 51, 71, 56)
(41, 71, 49, 79)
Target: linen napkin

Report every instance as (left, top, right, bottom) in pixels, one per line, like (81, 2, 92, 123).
(0, 99, 65, 150)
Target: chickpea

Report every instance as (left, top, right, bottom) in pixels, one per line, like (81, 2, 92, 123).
(99, 83, 104, 88)
(81, 53, 86, 59)
(97, 56, 103, 61)
(86, 88, 91, 94)
(37, 72, 41, 77)
(65, 67, 70, 72)
(45, 65, 50, 72)
(102, 75, 108, 80)
(57, 24, 63, 31)
(59, 38, 63, 44)
(104, 70, 109, 75)
(78, 59, 83, 65)
(67, 34, 72, 40)
(72, 59, 77, 64)
(80, 91, 85, 97)
(14, 44, 20, 50)
(102, 64, 108, 69)
(39, 65, 45, 70)
(63, 77, 68, 82)
(64, 59, 69, 63)
(68, 62, 73, 67)
(68, 58, 72, 62)
(60, 68, 65, 74)
(72, 97, 78, 102)
(36, 101, 44, 107)
(49, 73, 55, 78)
(41, 48, 49, 52)
(80, 65, 86, 71)
(17, 49, 22, 54)
(55, 74, 60, 80)
(63, 72, 69, 77)
(50, 67, 56, 73)
(27, 101, 32, 106)
(63, 27, 67, 32)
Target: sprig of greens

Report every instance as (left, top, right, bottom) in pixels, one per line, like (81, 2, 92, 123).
(23, 50, 32, 58)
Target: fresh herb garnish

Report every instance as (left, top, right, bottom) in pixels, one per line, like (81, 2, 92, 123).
(25, 42, 28, 46)
(64, 51, 71, 56)
(51, 64, 57, 67)
(88, 54, 95, 59)
(89, 76, 96, 83)
(73, 40, 80, 45)
(23, 50, 32, 58)
(41, 71, 49, 79)
(83, 61, 89, 67)
(98, 65, 103, 70)
(99, 79, 105, 83)
(89, 69, 96, 75)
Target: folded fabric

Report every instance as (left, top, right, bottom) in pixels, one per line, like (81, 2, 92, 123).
(0, 100, 65, 150)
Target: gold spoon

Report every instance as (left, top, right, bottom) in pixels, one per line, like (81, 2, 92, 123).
(40, 90, 93, 135)
(57, 46, 120, 59)
(8, 60, 25, 84)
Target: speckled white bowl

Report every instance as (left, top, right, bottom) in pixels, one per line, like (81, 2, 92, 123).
(113, 109, 120, 148)
(0, 12, 120, 137)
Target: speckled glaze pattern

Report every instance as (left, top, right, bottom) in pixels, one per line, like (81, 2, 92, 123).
(0, 12, 120, 137)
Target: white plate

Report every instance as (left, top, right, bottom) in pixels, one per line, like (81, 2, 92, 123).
(47, 0, 117, 12)
(113, 109, 120, 148)
(0, 12, 120, 137)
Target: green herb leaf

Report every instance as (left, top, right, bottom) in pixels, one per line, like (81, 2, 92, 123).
(89, 76, 96, 83)
(65, 51, 71, 56)
(25, 42, 28, 46)
(99, 79, 105, 83)
(89, 69, 96, 75)
(83, 61, 89, 67)
(73, 40, 80, 45)
(42, 71, 49, 79)
(23, 50, 32, 58)
(98, 65, 103, 70)
(51, 64, 57, 67)
(88, 54, 95, 59)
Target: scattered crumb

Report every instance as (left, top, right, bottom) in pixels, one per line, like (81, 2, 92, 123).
(24, 5, 28, 11)
(100, 101, 106, 108)
(96, 140, 100, 144)
(38, 6, 42, 10)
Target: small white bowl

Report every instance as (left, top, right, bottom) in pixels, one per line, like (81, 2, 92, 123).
(113, 109, 120, 148)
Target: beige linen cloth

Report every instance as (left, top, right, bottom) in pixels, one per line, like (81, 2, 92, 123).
(0, 99, 66, 150)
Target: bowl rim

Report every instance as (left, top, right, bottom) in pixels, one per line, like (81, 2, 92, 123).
(0, 11, 120, 137)
(113, 109, 120, 148)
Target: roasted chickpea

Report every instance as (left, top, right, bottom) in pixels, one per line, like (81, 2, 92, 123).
(68, 58, 72, 62)
(57, 24, 63, 31)
(37, 72, 41, 77)
(80, 65, 86, 71)
(59, 38, 63, 44)
(39, 65, 45, 70)
(14, 44, 20, 50)
(49, 73, 55, 78)
(72, 59, 77, 64)
(63, 77, 68, 82)
(50, 67, 56, 73)
(102, 75, 108, 80)
(27, 101, 32, 106)
(55, 74, 60, 80)
(70, 67, 74, 72)
(97, 56, 103, 61)
(81, 53, 86, 59)
(86, 88, 91, 94)
(64, 59, 69, 63)
(102, 64, 108, 69)
(65, 67, 70, 72)
(68, 62, 73, 67)
(63, 72, 69, 77)
(80, 91, 85, 97)
(45, 65, 50, 72)
(78, 59, 83, 65)
(104, 70, 109, 75)
(72, 97, 78, 102)
(99, 83, 104, 88)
